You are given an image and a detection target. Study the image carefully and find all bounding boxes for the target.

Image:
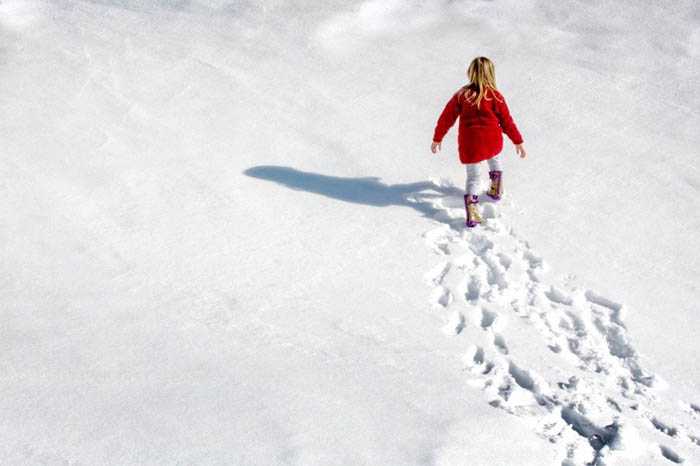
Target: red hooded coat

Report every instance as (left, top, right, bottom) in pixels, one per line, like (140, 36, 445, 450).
(433, 86, 523, 164)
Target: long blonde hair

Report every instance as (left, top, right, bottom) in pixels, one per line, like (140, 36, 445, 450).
(462, 56, 502, 109)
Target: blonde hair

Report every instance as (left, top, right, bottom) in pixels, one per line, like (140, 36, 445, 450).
(462, 56, 502, 109)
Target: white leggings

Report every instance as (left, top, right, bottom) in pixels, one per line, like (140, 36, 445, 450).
(465, 155, 502, 195)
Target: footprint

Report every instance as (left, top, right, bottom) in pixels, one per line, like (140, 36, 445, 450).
(465, 274, 482, 302)
(452, 251, 476, 269)
(425, 261, 451, 286)
(442, 311, 466, 335)
(481, 251, 508, 289)
(560, 405, 618, 452)
(558, 376, 579, 391)
(545, 286, 573, 306)
(485, 370, 543, 414)
(431, 286, 453, 308)
(497, 252, 513, 269)
(563, 310, 587, 337)
(465, 345, 485, 366)
(423, 227, 452, 255)
(585, 289, 623, 312)
(591, 315, 655, 387)
(435, 242, 450, 255)
(593, 317, 635, 359)
(659, 445, 684, 463)
(463, 345, 495, 374)
(523, 249, 544, 269)
(508, 361, 536, 391)
(469, 234, 494, 254)
(479, 307, 498, 330)
(493, 333, 509, 354)
(559, 438, 596, 466)
(606, 398, 622, 412)
(650, 417, 679, 438)
(522, 250, 547, 283)
(585, 289, 625, 326)
(507, 360, 556, 408)
(690, 403, 700, 415)
(418, 181, 689, 462)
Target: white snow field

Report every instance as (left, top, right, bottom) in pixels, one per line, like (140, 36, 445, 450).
(1, 0, 699, 464)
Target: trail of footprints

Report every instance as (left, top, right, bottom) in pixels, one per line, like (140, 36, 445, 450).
(412, 181, 699, 466)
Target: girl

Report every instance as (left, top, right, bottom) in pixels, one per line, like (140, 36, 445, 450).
(431, 56, 526, 227)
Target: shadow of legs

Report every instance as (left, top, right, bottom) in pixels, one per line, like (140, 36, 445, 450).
(244, 165, 464, 227)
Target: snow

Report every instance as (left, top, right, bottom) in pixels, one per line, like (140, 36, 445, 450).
(1, 0, 699, 465)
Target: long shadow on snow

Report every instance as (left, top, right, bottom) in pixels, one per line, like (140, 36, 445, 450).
(244, 165, 467, 229)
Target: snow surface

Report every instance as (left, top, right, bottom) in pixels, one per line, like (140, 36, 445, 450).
(1, 0, 699, 465)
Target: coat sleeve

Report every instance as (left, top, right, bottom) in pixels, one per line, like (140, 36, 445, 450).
(494, 95, 524, 145)
(432, 92, 460, 143)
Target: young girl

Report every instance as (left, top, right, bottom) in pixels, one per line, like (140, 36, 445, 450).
(431, 56, 526, 227)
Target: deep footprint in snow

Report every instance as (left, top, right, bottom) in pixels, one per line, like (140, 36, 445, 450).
(478, 307, 499, 330)
(493, 333, 509, 354)
(650, 417, 679, 438)
(418, 185, 686, 464)
(660, 444, 684, 463)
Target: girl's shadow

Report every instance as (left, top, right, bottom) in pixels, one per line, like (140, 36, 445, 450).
(243, 165, 466, 227)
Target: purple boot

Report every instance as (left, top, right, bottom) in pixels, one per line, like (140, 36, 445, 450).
(464, 194, 482, 228)
(487, 170, 502, 201)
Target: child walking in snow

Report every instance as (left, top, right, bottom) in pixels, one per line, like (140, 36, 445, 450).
(431, 56, 526, 227)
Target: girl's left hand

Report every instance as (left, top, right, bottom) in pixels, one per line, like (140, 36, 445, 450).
(431, 141, 441, 154)
(515, 144, 527, 159)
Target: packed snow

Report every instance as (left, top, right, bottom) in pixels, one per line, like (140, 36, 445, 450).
(1, 0, 699, 465)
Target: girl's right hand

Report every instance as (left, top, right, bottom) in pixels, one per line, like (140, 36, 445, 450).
(431, 141, 441, 154)
(516, 143, 527, 158)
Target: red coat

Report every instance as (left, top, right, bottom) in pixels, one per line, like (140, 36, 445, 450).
(433, 86, 523, 164)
